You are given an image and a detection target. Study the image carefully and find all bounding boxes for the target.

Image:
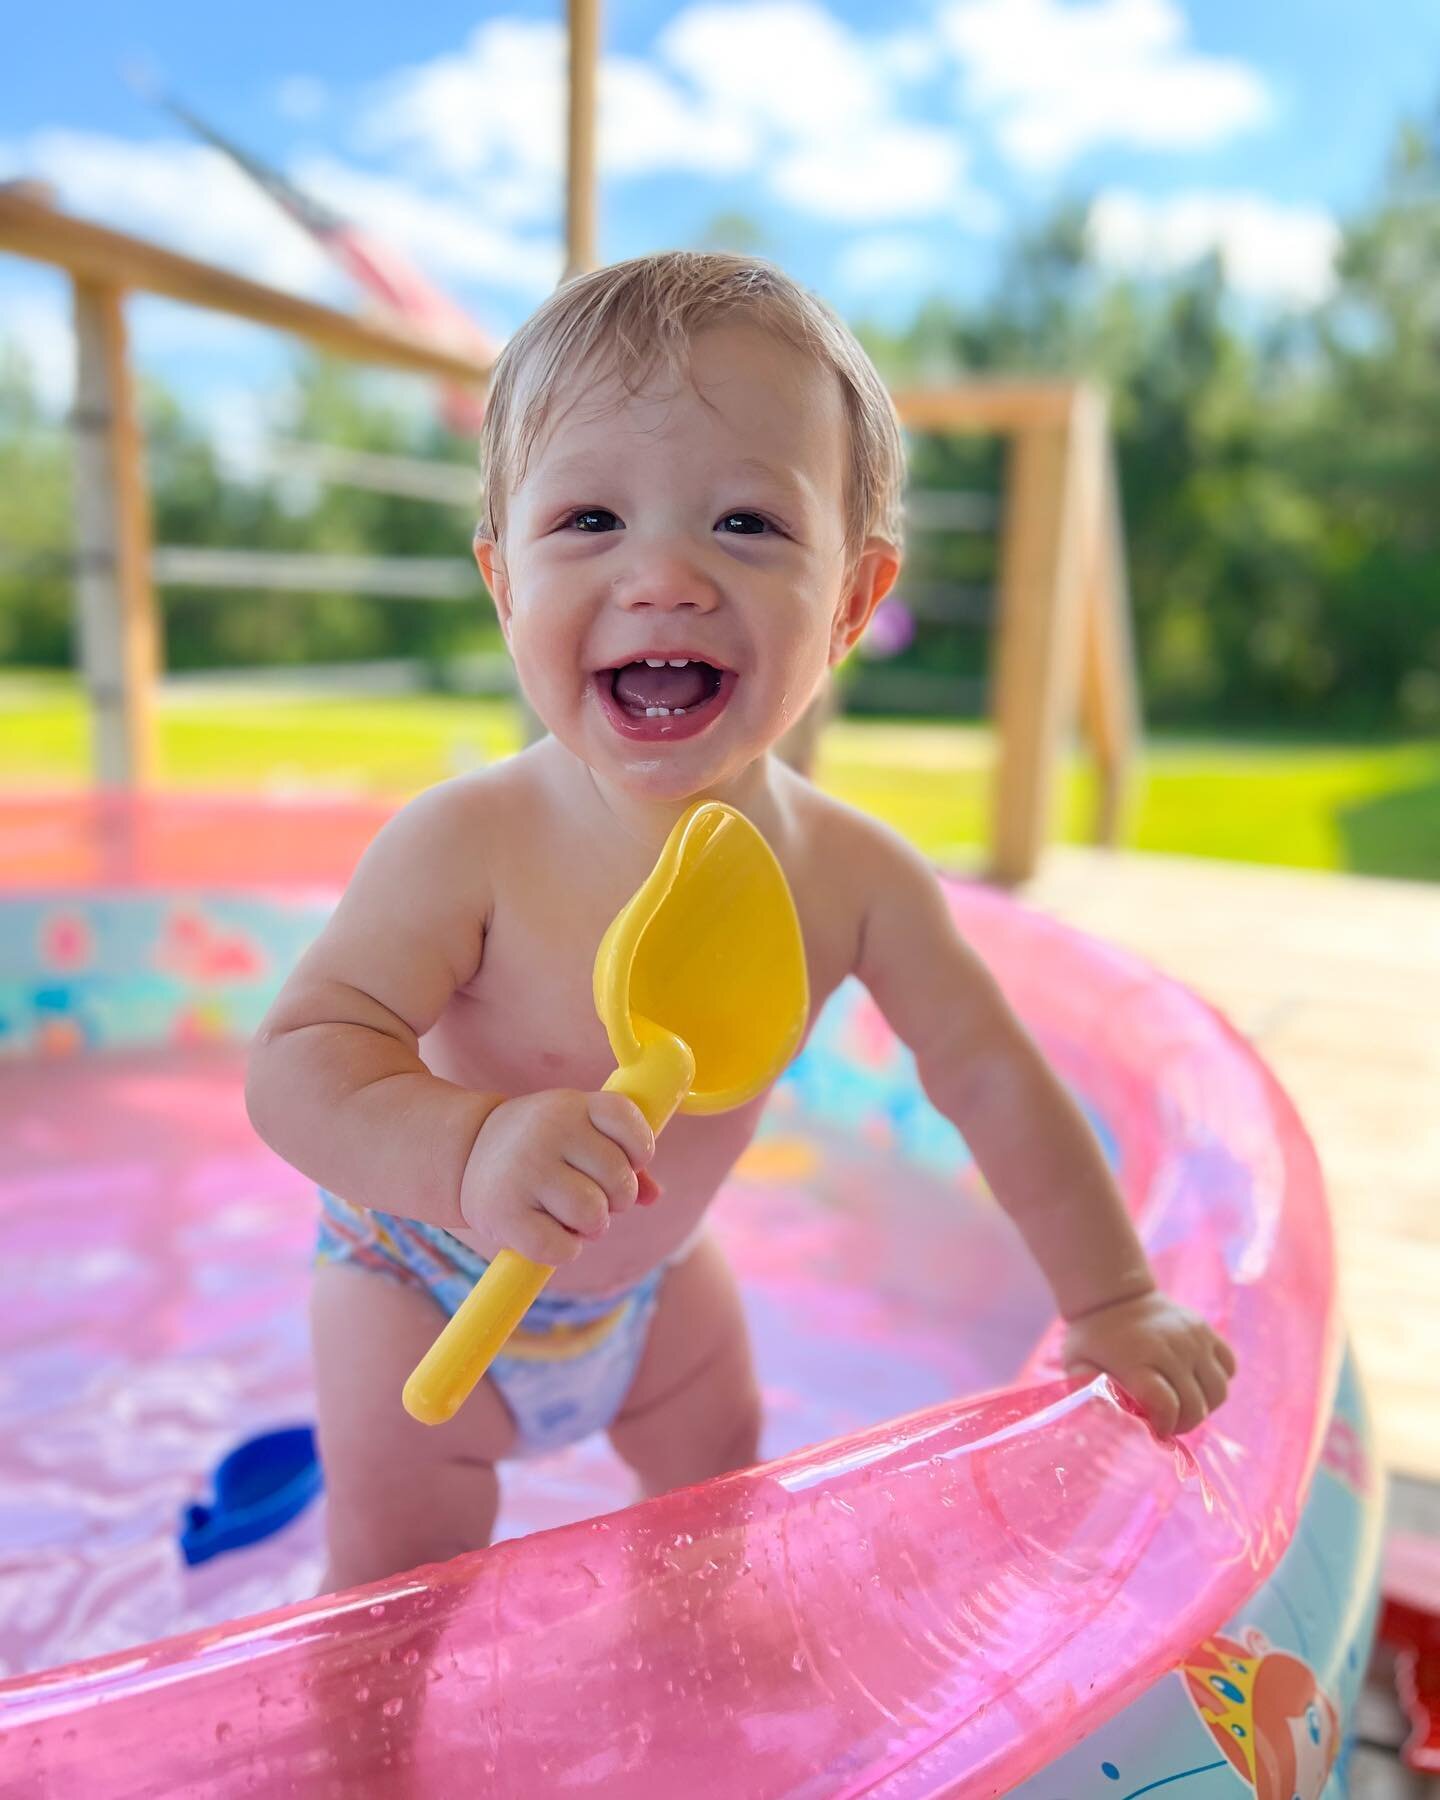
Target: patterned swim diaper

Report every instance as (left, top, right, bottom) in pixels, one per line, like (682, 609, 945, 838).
(316, 1188, 666, 1456)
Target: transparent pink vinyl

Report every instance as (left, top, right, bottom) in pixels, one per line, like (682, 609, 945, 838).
(0, 798, 1338, 1797)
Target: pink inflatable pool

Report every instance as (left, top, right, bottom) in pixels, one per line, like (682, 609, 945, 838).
(0, 796, 1379, 1798)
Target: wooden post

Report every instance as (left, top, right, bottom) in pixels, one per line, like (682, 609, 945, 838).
(1078, 430, 1140, 846)
(564, 0, 601, 281)
(511, 0, 603, 748)
(988, 388, 1100, 883)
(71, 280, 161, 787)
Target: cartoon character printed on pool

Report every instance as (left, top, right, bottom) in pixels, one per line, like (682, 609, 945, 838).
(1181, 1628, 1340, 1800)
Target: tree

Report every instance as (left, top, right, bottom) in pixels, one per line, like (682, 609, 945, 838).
(0, 345, 71, 665)
(859, 105, 1440, 731)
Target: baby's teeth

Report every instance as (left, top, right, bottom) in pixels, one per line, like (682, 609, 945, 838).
(644, 658, 666, 668)
(668, 658, 689, 667)
(644, 705, 674, 717)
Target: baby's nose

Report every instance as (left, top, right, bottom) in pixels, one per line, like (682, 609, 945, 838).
(615, 546, 719, 612)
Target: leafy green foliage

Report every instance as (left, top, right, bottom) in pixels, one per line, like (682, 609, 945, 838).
(0, 346, 71, 665)
(857, 109, 1440, 731)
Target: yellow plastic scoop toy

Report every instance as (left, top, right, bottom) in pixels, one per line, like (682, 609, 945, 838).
(402, 801, 808, 1426)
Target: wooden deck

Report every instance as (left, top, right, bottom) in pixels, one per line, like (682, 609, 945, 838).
(1021, 846, 1440, 1485)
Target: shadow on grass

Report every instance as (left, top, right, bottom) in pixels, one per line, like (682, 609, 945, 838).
(1336, 778, 1440, 881)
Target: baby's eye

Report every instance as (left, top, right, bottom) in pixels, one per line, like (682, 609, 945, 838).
(717, 512, 769, 536)
(569, 508, 621, 532)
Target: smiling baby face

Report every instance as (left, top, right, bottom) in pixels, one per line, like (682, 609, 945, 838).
(473, 252, 903, 805)
(478, 320, 897, 800)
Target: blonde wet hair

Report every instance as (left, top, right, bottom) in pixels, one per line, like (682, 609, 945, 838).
(477, 251, 905, 567)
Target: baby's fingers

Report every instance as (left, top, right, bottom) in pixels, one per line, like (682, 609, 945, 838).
(1195, 1348, 1231, 1414)
(587, 1093, 655, 1174)
(502, 1199, 586, 1267)
(1167, 1364, 1211, 1435)
(1126, 1367, 1182, 1437)
(541, 1167, 611, 1243)
(563, 1130, 643, 1215)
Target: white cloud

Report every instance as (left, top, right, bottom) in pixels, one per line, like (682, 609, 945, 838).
(834, 232, 944, 293)
(660, 3, 980, 222)
(361, 19, 565, 202)
(365, 14, 753, 194)
(599, 59, 754, 178)
(1087, 189, 1341, 306)
(879, 30, 943, 84)
(775, 125, 963, 222)
(0, 280, 75, 412)
(939, 0, 1271, 170)
(362, 3, 985, 230)
(274, 76, 329, 122)
(295, 157, 563, 294)
(657, 2, 878, 141)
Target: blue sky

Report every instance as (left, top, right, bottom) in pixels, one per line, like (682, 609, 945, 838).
(4, 0, 1439, 440)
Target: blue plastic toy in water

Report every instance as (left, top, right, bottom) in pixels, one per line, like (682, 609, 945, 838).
(180, 1426, 322, 1566)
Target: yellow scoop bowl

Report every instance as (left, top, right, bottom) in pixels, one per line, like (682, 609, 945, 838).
(402, 801, 808, 1425)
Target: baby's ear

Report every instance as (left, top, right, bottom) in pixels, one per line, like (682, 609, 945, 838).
(473, 530, 512, 636)
(829, 537, 901, 666)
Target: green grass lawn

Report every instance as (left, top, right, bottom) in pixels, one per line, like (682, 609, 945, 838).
(4, 673, 1438, 880)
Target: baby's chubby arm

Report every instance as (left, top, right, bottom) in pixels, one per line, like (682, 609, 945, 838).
(846, 814, 1236, 1435)
(245, 784, 654, 1265)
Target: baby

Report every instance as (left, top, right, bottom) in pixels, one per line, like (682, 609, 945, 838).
(246, 252, 1237, 1592)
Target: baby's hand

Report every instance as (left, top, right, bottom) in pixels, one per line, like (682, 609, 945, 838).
(459, 1090, 657, 1265)
(1062, 1289, 1237, 1437)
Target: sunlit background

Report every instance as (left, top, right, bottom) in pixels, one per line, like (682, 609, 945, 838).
(4, 1, 1439, 877)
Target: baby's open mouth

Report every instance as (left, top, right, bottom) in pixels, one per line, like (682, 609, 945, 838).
(592, 655, 736, 742)
(609, 657, 724, 718)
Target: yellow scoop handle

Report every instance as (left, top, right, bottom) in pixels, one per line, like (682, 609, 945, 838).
(401, 1027, 694, 1427)
(402, 801, 807, 1427)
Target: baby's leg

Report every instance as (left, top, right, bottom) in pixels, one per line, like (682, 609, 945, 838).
(311, 1261, 517, 1591)
(608, 1236, 761, 1498)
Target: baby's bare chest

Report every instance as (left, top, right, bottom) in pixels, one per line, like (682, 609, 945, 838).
(416, 813, 866, 1289)
(420, 849, 857, 1102)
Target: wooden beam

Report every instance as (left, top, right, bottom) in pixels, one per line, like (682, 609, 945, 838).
(894, 382, 1077, 436)
(266, 440, 481, 507)
(71, 282, 160, 788)
(987, 388, 1101, 883)
(564, 0, 601, 281)
(150, 546, 480, 599)
(1078, 430, 1141, 846)
(0, 190, 492, 388)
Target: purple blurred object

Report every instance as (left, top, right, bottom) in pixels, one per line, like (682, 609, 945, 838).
(858, 598, 916, 660)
